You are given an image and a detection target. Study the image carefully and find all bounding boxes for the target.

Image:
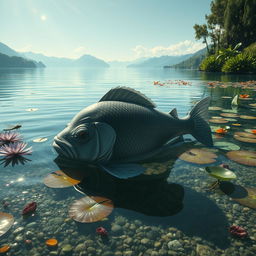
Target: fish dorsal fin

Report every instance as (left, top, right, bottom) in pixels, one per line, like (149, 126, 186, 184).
(169, 108, 179, 119)
(99, 87, 156, 108)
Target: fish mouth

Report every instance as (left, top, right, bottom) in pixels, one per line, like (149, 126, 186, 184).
(53, 137, 77, 159)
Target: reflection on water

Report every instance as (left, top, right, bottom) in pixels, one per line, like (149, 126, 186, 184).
(0, 68, 256, 255)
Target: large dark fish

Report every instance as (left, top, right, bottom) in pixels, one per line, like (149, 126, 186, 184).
(53, 87, 213, 178)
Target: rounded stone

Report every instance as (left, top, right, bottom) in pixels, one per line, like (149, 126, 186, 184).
(141, 238, 150, 245)
(167, 240, 182, 250)
(111, 224, 122, 233)
(61, 244, 73, 253)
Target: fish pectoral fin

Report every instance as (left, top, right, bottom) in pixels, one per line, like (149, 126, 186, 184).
(98, 163, 146, 179)
(169, 108, 179, 119)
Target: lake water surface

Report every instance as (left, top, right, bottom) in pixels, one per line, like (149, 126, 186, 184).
(0, 67, 256, 256)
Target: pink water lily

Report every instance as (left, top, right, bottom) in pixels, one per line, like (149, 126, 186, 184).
(0, 142, 32, 158)
(0, 132, 22, 145)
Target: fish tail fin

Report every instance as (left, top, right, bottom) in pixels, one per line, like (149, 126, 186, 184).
(188, 97, 213, 147)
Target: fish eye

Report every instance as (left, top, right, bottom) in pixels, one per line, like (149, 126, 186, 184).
(76, 130, 88, 139)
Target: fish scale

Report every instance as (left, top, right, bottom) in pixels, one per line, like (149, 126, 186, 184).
(76, 100, 183, 160)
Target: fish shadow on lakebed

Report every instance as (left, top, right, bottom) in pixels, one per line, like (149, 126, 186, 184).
(55, 157, 230, 249)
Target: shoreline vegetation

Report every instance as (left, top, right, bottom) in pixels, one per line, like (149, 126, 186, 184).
(191, 0, 256, 74)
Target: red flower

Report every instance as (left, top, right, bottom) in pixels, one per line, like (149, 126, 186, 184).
(229, 225, 248, 238)
(22, 202, 37, 215)
(239, 94, 249, 98)
(215, 128, 227, 134)
(96, 227, 108, 236)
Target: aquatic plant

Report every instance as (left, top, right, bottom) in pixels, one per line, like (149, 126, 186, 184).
(215, 128, 228, 134)
(220, 113, 238, 118)
(209, 118, 229, 124)
(214, 141, 240, 151)
(179, 148, 217, 164)
(206, 166, 236, 181)
(68, 196, 114, 223)
(233, 132, 256, 143)
(0, 131, 22, 145)
(0, 212, 14, 237)
(227, 150, 256, 166)
(0, 142, 32, 158)
(239, 115, 256, 120)
(43, 170, 81, 188)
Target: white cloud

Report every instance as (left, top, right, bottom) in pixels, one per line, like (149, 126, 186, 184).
(133, 40, 205, 58)
(73, 46, 86, 53)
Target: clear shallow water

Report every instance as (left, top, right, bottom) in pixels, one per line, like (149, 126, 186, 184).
(0, 67, 256, 256)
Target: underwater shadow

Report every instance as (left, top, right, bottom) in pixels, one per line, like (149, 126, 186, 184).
(55, 155, 230, 249)
(55, 156, 184, 217)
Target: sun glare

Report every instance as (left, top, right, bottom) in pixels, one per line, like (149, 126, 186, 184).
(40, 15, 47, 21)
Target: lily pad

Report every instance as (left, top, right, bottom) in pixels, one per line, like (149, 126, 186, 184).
(225, 118, 237, 122)
(0, 212, 14, 237)
(244, 129, 256, 134)
(234, 132, 256, 143)
(68, 196, 114, 223)
(214, 141, 240, 151)
(221, 109, 238, 113)
(43, 170, 81, 188)
(231, 123, 242, 127)
(211, 116, 223, 119)
(209, 119, 229, 124)
(221, 96, 232, 99)
(227, 150, 256, 166)
(220, 113, 239, 118)
(239, 97, 253, 100)
(33, 137, 48, 143)
(205, 166, 236, 181)
(179, 148, 217, 164)
(239, 115, 256, 120)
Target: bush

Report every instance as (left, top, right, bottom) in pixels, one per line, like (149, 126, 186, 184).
(200, 55, 224, 72)
(221, 53, 256, 73)
(243, 43, 256, 57)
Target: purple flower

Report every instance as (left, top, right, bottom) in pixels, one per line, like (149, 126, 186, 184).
(0, 132, 22, 145)
(0, 142, 32, 159)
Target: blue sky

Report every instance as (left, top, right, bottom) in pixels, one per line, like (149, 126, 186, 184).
(1, 0, 211, 61)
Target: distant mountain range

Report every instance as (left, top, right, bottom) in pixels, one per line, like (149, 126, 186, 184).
(127, 54, 193, 68)
(22, 51, 109, 68)
(0, 41, 206, 69)
(0, 42, 109, 68)
(0, 53, 45, 68)
(0, 42, 45, 68)
(169, 48, 207, 69)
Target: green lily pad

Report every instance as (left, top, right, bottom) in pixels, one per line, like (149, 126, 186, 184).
(205, 166, 236, 181)
(214, 141, 240, 151)
(224, 118, 237, 122)
(221, 109, 238, 113)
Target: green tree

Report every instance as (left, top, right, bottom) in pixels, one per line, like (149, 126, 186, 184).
(224, 0, 256, 48)
(205, 0, 227, 52)
(193, 24, 210, 54)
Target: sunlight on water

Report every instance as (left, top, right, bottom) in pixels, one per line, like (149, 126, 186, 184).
(0, 67, 256, 256)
